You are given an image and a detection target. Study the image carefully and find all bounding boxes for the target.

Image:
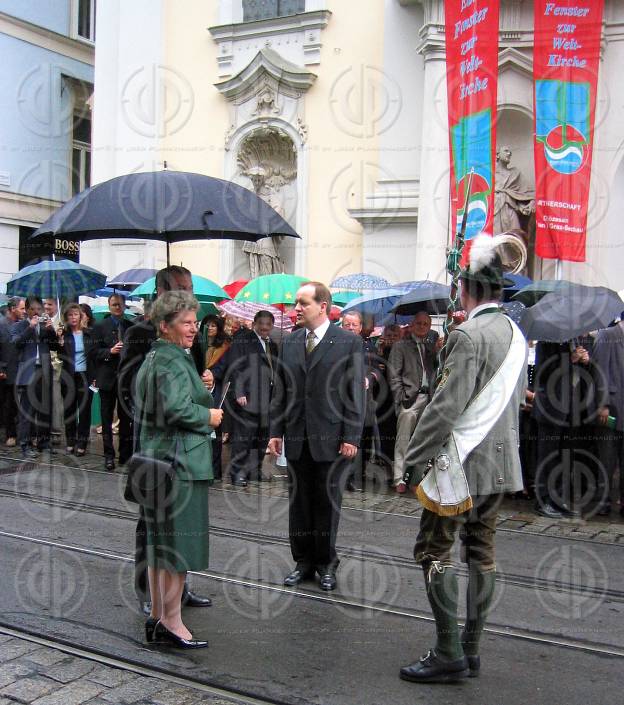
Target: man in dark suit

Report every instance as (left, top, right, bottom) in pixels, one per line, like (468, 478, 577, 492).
(10, 296, 58, 459)
(0, 297, 25, 447)
(93, 294, 132, 470)
(269, 282, 365, 591)
(591, 321, 624, 516)
(228, 310, 278, 486)
(120, 265, 212, 613)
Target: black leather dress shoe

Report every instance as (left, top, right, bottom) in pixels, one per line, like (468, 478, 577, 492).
(400, 649, 469, 683)
(596, 503, 611, 516)
(145, 617, 158, 643)
(535, 501, 563, 519)
(233, 477, 248, 487)
(283, 569, 314, 587)
(319, 572, 337, 591)
(182, 589, 212, 607)
(105, 458, 115, 471)
(153, 621, 208, 649)
(466, 654, 480, 678)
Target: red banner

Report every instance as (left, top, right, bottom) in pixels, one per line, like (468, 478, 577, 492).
(533, 1, 604, 261)
(445, 0, 500, 245)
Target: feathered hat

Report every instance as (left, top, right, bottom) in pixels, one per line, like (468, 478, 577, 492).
(460, 235, 512, 287)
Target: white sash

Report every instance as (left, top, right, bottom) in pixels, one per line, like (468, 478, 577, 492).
(416, 318, 526, 515)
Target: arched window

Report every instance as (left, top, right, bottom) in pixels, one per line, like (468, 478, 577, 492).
(243, 0, 305, 22)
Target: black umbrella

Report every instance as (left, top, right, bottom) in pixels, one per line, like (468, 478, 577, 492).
(391, 280, 451, 316)
(519, 287, 624, 342)
(107, 268, 157, 290)
(30, 170, 299, 263)
(511, 278, 585, 306)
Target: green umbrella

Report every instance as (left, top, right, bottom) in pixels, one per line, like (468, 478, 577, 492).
(130, 274, 230, 303)
(331, 290, 360, 307)
(234, 273, 308, 306)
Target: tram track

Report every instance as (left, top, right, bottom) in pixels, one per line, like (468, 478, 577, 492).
(0, 623, 290, 705)
(1, 451, 622, 547)
(0, 486, 622, 605)
(0, 527, 622, 661)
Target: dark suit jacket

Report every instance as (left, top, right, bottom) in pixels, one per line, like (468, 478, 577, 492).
(57, 327, 97, 380)
(591, 324, 624, 432)
(0, 316, 19, 384)
(532, 338, 599, 428)
(10, 319, 58, 386)
(119, 319, 157, 401)
(93, 315, 132, 392)
(269, 324, 365, 462)
(228, 328, 278, 420)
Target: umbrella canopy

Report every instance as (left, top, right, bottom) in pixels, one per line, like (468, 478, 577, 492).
(90, 287, 141, 300)
(107, 268, 157, 290)
(391, 280, 452, 316)
(501, 300, 526, 326)
(331, 290, 361, 307)
(234, 273, 308, 306)
(6, 259, 107, 299)
(30, 171, 299, 252)
(503, 273, 533, 302)
(342, 287, 411, 326)
(130, 274, 230, 303)
(519, 287, 624, 342)
(219, 300, 294, 331)
(222, 279, 249, 300)
(330, 273, 391, 291)
(511, 279, 585, 307)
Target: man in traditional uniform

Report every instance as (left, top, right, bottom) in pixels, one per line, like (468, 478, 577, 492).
(400, 235, 527, 683)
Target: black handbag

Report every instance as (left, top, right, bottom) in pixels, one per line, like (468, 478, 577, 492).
(124, 441, 179, 508)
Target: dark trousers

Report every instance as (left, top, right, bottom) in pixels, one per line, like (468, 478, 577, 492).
(17, 369, 52, 450)
(594, 426, 624, 507)
(534, 422, 598, 511)
(0, 382, 18, 439)
(414, 494, 502, 571)
(288, 441, 349, 573)
(230, 411, 268, 481)
(61, 372, 93, 450)
(212, 426, 223, 480)
(100, 388, 133, 462)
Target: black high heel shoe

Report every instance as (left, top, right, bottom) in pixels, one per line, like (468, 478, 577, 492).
(145, 617, 158, 643)
(153, 621, 208, 649)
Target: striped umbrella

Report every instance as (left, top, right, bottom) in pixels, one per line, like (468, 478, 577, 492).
(6, 259, 106, 299)
(218, 300, 293, 331)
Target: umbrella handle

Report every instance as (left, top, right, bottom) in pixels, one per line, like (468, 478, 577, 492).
(202, 210, 214, 232)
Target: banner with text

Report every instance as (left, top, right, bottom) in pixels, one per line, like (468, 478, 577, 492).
(533, 0, 604, 261)
(445, 0, 499, 247)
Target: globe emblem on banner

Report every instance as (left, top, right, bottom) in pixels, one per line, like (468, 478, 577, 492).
(543, 124, 586, 175)
(455, 172, 490, 240)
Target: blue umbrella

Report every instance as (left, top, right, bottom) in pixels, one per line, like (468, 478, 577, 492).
(107, 268, 157, 290)
(503, 273, 532, 302)
(90, 287, 141, 300)
(342, 287, 411, 325)
(330, 273, 391, 291)
(6, 259, 107, 299)
(391, 280, 452, 316)
(501, 300, 526, 326)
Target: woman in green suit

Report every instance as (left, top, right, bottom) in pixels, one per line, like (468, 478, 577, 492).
(135, 291, 223, 649)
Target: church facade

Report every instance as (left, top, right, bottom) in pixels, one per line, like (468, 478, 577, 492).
(81, 0, 624, 289)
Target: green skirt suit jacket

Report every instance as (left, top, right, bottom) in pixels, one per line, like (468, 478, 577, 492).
(135, 339, 214, 572)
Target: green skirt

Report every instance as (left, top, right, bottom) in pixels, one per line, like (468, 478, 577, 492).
(145, 477, 210, 573)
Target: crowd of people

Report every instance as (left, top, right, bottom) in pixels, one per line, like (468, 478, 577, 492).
(0, 258, 623, 672)
(0, 266, 623, 521)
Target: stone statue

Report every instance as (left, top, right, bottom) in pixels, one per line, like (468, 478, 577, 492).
(238, 128, 297, 278)
(242, 174, 287, 277)
(494, 146, 535, 234)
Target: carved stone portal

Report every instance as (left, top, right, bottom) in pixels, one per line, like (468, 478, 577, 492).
(238, 128, 298, 277)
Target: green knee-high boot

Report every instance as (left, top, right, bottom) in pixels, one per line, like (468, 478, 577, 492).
(424, 563, 464, 661)
(461, 568, 496, 656)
